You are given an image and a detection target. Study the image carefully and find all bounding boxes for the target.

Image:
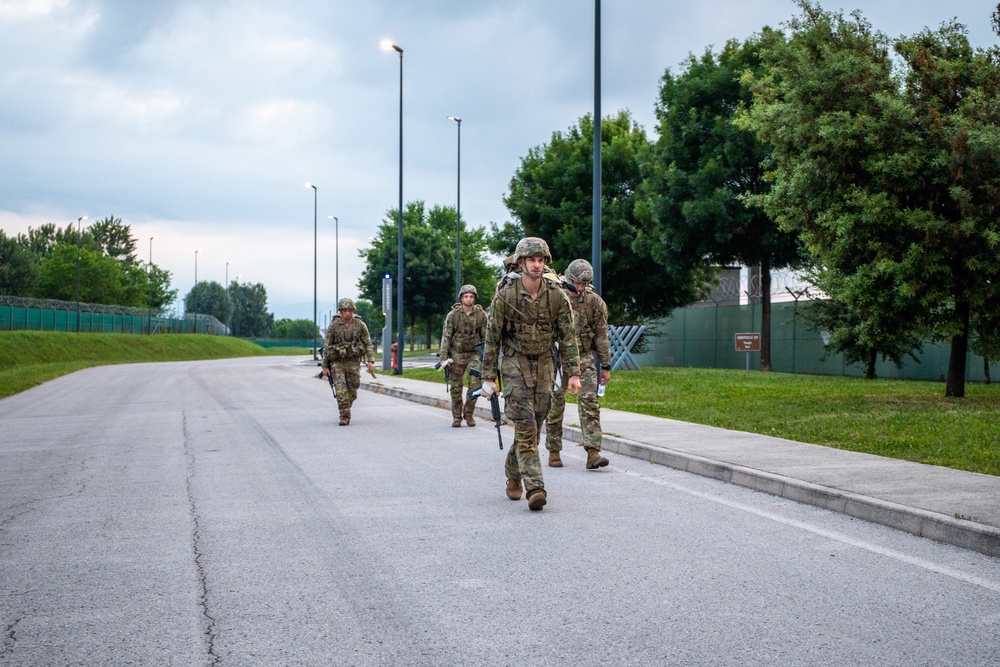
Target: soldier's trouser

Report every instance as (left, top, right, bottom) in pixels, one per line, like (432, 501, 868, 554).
(502, 357, 551, 495)
(449, 350, 482, 419)
(545, 361, 602, 451)
(331, 360, 362, 419)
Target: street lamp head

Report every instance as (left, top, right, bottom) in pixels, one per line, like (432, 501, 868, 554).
(305, 182, 317, 190)
(448, 116, 461, 123)
(381, 39, 402, 54)
(78, 215, 88, 222)
(328, 215, 338, 221)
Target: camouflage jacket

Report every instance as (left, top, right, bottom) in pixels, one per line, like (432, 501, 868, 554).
(322, 315, 374, 368)
(568, 286, 611, 368)
(439, 304, 487, 357)
(482, 275, 580, 381)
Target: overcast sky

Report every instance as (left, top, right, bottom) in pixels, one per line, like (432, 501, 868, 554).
(1, 0, 995, 320)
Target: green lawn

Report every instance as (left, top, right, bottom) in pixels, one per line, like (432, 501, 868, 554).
(0, 331, 307, 399)
(402, 365, 1000, 476)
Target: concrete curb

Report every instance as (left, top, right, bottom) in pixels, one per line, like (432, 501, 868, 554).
(361, 379, 1000, 558)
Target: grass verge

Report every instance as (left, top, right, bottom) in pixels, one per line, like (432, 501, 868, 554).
(401, 365, 1000, 476)
(0, 331, 310, 399)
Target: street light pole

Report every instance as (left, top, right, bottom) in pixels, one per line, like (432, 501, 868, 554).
(592, 0, 603, 296)
(234, 275, 241, 338)
(328, 215, 339, 306)
(148, 236, 155, 335)
(75, 215, 87, 333)
(225, 261, 231, 336)
(307, 183, 318, 361)
(383, 39, 405, 374)
(448, 116, 462, 300)
(193, 249, 200, 334)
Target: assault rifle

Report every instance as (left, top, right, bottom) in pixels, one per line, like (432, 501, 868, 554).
(317, 369, 336, 398)
(467, 385, 503, 450)
(434, 358, 451, 392)
(468, 341, 503, 449)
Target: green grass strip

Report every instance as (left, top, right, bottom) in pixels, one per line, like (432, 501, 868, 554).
(402, 365, 1000, 476)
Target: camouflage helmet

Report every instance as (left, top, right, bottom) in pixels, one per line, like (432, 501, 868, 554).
(565, 259, 594, 285)
(459, 284, 478, 298)
(337, 297, 355, 311)
(512, 236, 552, 263)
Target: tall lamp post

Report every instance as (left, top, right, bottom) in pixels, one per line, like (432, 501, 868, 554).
(225, 261, 231, 336)
(306, 182, 318, 360)
(591, 0, 603, 295)
(448, 116, 461, 300)
(382, 39, 404, 374)
(193, 249, 200, 334)
(233, 275, 241, 338)
(148, 236, 156, 335)
(328, 215, 339, 306)
(75, 215, 88, 333)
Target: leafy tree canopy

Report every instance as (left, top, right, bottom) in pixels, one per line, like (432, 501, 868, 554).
(501, 110, 703, 323)
(743, 0, 1000, 395)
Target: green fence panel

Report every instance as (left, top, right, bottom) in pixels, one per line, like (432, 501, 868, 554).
(635, 302, 997, 382)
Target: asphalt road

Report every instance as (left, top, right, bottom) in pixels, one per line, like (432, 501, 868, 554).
(2, 356, 999, 667)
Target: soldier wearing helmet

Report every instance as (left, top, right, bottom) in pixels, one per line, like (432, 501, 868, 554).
(438, 284, 487, 427)
(545, 259, 612, 470)
(480, 237, 581, 511)
(321, 297, 375, 426)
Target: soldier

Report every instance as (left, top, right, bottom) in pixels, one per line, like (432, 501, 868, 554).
(438, 284, 487, 427)
(481, 237, 581, 511)
(320, 298, 375, 426)
(545, 259, 612, 470)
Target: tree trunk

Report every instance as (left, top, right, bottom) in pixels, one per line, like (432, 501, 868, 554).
(985, 355, 991, 385)
(759, 261, 772, 372)
(944, 298, 970, 398)
(865, 347, 877, 380)
(427, 318, 433, 351)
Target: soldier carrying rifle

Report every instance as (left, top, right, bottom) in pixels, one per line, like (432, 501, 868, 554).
(480, 237, 580, 512)
(438, 284, 486, 427)
(320, 298, 375, 426)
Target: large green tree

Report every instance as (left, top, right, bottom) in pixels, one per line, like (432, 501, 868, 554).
(0, 231, 40, 296)
(13, 218, 175, 311)
(229, 281, 274, 338)
(637, 35, 805, 370)
(358, 201, 469, 349)
(184, 281, 231, 325)
(744, 1, 1000, 396)
(275, 318, 318, 339)
(501, 110, 705, 324)
(426, 205, 497, 304)
(36, 243, 126, 304)
(88, 216, 137, 265)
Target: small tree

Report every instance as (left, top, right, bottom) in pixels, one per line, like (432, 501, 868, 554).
(0, 231, 40, 296)
(184, 281, 232, 325)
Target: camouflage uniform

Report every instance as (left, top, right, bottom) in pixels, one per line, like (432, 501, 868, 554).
(322, 299, 375, 424)
(438, 287, 486, 423)
(546, 266, 611, 454)
(482, 239, 580, 503)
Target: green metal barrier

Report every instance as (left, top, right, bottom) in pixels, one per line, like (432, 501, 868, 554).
(633, 301, 996, 382)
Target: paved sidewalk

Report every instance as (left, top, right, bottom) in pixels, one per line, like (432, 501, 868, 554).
(360, 372, 1000, 558)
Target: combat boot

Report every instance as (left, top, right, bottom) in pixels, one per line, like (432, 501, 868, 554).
(339, 416, 350, 426)
(505, 478, 522, 501)
(526, 489, 547, 511)
(452, 418, 462, 427)
(586, 448, 609, 469)
(465, 415, 476, 427)
(548, 450, 563, 467)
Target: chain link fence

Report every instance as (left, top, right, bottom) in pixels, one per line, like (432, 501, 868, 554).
(0, 295, 228, 335)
